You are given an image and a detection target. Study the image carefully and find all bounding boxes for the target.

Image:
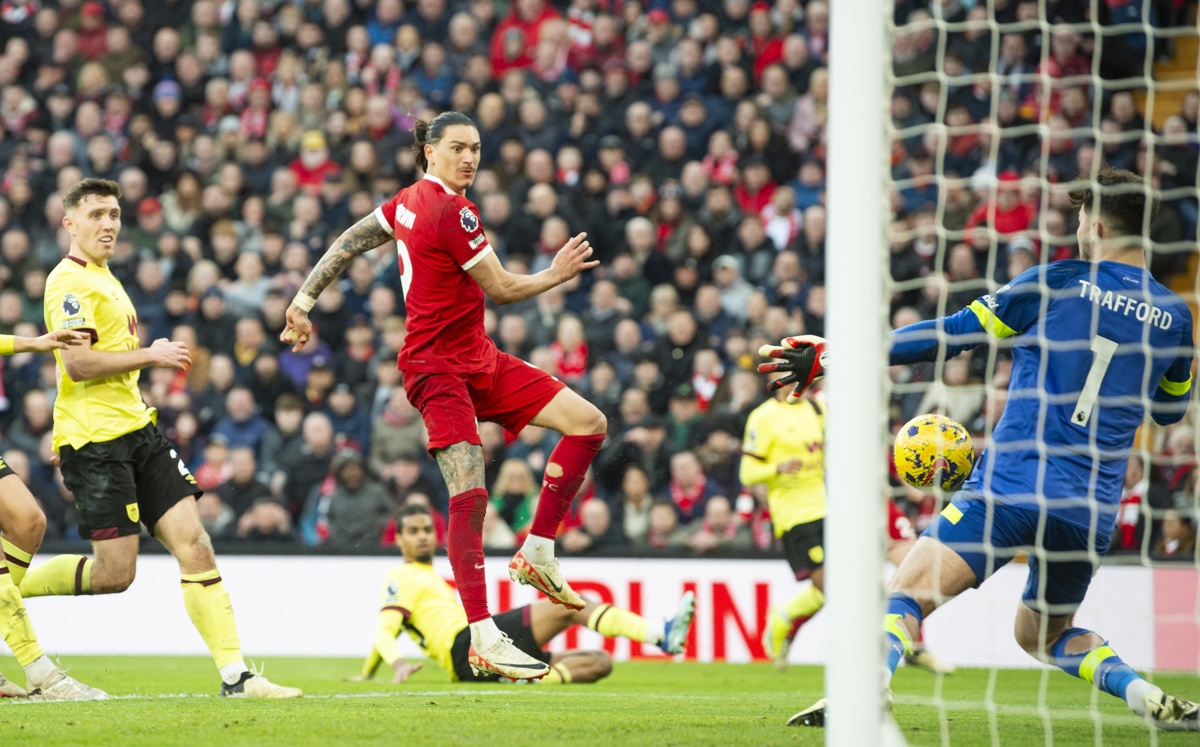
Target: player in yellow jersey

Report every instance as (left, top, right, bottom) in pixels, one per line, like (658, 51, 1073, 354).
(0, 329, 109, 699)
(19, 179, 301, 699)
(740, 375, 829, 672)
(353, 504, 696, 684)
(743, 366, 949, 675)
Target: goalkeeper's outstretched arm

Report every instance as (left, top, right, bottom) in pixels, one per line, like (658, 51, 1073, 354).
(888, 306, 990, 365)
(756, 308, 989, 402)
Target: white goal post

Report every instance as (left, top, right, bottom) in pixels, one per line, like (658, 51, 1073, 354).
(824, 0, 890, 745)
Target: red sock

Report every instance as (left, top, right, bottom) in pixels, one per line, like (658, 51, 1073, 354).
(529, 434, 605, 540)
(448, 488, 490, 623)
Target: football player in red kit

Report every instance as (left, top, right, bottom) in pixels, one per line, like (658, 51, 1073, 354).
(281, 112, 606, 680)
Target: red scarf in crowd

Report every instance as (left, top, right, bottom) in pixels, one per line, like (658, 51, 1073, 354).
(669, 476, 706, 519)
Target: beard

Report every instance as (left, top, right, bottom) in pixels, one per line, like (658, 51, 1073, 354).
(415, 552, 433, 564)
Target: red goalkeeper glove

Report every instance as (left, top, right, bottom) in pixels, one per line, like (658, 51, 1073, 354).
(757, 335, 828, 403)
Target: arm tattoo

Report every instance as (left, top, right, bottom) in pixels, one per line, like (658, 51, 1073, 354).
(434, 442, 487, 495)
(297, 214, 392, 303)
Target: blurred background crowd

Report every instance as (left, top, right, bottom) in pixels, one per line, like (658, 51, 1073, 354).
(0, 0, 1196, 558)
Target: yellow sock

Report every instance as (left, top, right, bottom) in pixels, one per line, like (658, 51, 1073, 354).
(181, 569, 243, 669)
(19, 555, 91, 598)
(0, 569, 42, 667)
(586, 604, 655, 644)
(783, 586, 824, 622)
(538, 662, 572, 685)
(2, 539, 33, 587)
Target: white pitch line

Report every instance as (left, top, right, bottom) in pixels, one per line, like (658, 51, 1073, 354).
(1, 689, 733, 705)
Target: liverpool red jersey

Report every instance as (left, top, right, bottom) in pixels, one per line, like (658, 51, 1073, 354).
(375, 174, 498, 373)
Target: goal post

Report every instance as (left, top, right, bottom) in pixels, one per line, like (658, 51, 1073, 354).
(824, 0, 890, 744)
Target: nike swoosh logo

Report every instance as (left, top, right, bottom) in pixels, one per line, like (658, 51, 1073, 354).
(494, 661, 548, 670)
(546, 578, 563, 593)
(475, 563, 486, 569)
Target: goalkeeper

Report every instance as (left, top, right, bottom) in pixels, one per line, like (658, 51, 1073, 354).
(765, 168, 1198, 731)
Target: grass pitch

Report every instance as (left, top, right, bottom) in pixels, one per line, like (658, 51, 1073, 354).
(0, 656, 1196, 746)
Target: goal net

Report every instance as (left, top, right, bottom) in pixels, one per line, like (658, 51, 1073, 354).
(827, 0, 1200, 744)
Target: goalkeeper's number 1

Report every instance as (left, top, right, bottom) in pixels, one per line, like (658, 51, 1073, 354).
(1071, 336, 1117, 428)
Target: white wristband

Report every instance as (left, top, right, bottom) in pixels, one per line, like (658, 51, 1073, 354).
(291, 293, 316, 312)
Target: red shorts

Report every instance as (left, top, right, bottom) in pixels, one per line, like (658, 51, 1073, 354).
(403, 351, 567, 452)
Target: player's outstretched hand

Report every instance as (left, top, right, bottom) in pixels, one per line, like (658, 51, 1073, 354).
(390, 660, 423, 683)
(551, 232, 599, 283)
(148, 338, 193, 371)
(26, 330, 91, 352)
(757, 335, 828, 404)
(281, 305, 313, 353)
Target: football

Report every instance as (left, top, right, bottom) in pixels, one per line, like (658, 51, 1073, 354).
(894, 413, 975, 491)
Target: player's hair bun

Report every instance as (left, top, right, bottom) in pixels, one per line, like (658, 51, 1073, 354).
(412, 112, 476, 172)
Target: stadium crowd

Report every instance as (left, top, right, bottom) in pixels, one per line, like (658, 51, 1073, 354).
(0, 0, 1196, 556)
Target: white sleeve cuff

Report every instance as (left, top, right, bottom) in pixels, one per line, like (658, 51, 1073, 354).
(460, 244, 492, 271)
(373, 207, 394, 236)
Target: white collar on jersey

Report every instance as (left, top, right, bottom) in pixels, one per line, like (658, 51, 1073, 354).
(422, 173, 456, 195)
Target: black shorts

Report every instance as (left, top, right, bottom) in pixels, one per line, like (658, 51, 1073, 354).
(450, 606, 550, 682)
(781, 519, 825, 581)
(59, 423, 202, 541)
(0, 456, 13, 481)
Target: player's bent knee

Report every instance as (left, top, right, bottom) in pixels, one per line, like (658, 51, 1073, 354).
(568, 652, 612, 683)
(6, 508, 47, 546)
(594, 652, 613, 680)
(93, 566, 136, 594)
(1012, 607, 1072, 657)
(107, 575, 135, 594)
(1013, 628, 1041, 656)
(583, 407, 607, 436)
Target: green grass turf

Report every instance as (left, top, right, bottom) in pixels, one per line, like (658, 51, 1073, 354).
(0, 657, 1196, 747)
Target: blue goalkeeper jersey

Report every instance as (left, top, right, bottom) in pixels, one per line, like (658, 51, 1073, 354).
(891, 260, 1194, 536)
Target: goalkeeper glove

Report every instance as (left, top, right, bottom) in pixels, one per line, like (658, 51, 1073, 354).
(757, 335, 828, 404)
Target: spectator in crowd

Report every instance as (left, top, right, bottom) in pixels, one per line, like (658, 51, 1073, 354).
(211, 385, 273, 458)
(279, 412, 336, 519)
(197, 491, 237, 538)
(324, 383, 372, 452)
(194, 433, 234, 491)
(1153, 508, 1197, 560)
(560, 498, 628, 554)
(1115, 455, 1148, 552)
(482, 501, 519, 549)
(261, 394, 305, 483)
(236, 498, 296, 542)
(612, 464, 656, 546)
(217, 446, 274, 520)
(645, 499, 688, 549)
(6, 389, 52, 457)
(368, 388, 426, 479)
(666, 450, 720, 524)
(489, 458, 540, 540)
(324, 448, 393, 549)
(684, 495, 753, 554)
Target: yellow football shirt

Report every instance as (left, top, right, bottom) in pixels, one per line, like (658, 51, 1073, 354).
(373, 562, 468, 679)
(740, 397, 827, 535)
(44, 256, 155, 451)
